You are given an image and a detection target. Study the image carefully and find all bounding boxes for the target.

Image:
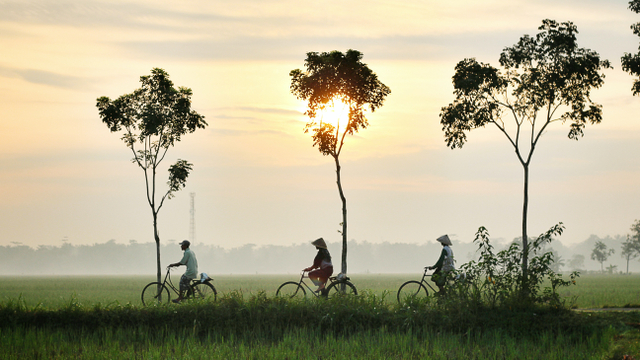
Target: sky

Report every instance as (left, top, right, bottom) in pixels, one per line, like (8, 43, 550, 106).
(1, 0, 639, 252)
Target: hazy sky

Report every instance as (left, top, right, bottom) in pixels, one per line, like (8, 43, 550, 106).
(1, 0, 639, 251)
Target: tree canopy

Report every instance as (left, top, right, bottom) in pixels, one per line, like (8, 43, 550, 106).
(290, 49, 390, 157)
(622, 0, 640, 95)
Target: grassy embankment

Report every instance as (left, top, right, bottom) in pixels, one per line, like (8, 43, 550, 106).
(1, 274, 640, 359)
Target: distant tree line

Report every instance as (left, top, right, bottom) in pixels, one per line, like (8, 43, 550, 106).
(2, 232, 640, 276)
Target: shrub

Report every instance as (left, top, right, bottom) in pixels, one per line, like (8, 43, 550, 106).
(448, 223, 578, 309)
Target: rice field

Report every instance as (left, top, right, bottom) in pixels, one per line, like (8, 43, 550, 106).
(1, 273, 638, 309)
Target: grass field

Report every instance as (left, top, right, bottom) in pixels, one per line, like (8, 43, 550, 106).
(1, 272, 638, 308)
(1, 273, 640, 359)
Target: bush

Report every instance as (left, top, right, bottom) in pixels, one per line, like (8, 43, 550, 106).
(446, 223, 578, 309)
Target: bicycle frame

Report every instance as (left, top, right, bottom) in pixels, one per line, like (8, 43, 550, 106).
(161, 267, 206, 297)
(417, 268, 438, 293)
(295, 270, 326, 297)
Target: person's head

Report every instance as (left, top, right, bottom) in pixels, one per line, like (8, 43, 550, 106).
(311, 237, 327, 250)
(436, 235, 452, 246)
(179, 240, 190, 250)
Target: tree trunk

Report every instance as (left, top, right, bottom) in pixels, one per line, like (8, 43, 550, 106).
(521, 164, 529, 292)
(334, 155, 348, 275)
(153, 211, 161, 284)
(627, 257, 630, 274)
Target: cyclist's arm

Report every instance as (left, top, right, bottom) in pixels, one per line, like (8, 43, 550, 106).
(430, 248, 447, 269)
(304, 255, 323, 271)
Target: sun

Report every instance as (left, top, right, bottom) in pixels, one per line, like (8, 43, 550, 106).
(319, 98, 350, 131)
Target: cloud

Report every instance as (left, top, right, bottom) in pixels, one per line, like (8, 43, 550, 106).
(117, 32, 518, 62)
(0, 66, 89, 90)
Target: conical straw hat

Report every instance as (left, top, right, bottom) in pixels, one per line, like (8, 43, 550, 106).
(436, 235, 452, 246)
(311, 237, 327, 249)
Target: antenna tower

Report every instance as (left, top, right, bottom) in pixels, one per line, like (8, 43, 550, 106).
(189, 192, 196, 243)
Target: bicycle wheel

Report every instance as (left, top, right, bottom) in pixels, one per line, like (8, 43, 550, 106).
(276, 281, 306, 299)
(397, 280, 429, 303)
(190, 282, 217, 302)
(325, 281, 358, 298)
(141, 282, 171, 306)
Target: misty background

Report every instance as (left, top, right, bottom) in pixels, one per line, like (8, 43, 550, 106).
(0, 233, 633, 276)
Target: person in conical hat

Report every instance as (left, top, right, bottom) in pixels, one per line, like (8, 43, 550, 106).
(304, 238, 333, 294)
(426, 234, 455, 294)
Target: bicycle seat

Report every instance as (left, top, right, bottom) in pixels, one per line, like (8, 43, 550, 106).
(331, 273, 349, 281)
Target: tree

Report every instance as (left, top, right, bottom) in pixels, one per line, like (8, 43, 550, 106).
(622, 0, 640, 95)
(621, 220, 640, 274)
(290, 50, 391, 275)
(631, 219, 640, 243)
(96, 68, 207, 283)
(591, 240, 614, 272)
(439, 20, 611, 285)
(621, 235, 640, 274)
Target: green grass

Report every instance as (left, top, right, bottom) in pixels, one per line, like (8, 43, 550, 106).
(0, 326, 620, 360)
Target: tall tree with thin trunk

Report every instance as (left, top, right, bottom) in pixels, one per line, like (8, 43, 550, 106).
(290, 50, 390, 275)
(96, 68, 207, 283)
(439, 20, 611, 289)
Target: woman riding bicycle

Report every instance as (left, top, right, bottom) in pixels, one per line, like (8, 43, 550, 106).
(303, 238, 333, 294)
(426, 234, 455, 295)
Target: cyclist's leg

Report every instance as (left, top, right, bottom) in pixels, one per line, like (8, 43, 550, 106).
(309, 269, 330, 290)
(308, 270, 321, 286)
(432, 268, 446, 294)
(173, 274, 190, 303)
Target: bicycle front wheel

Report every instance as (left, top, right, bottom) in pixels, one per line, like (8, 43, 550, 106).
(190, 282, 217, 302)
(325, 281, 357, 298)
(141, 282, 171, 306)
(397, 280, 429, 303)
(276, 282, 306, 299)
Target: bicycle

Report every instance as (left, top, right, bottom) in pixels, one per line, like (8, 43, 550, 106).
(276, 270, 357, 299)
(141, 266, 217, 306)
(396, 267, 439, 303)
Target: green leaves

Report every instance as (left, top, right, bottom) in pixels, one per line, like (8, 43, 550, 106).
(291, 49, 390, 157)
(167, 160, 193, 199)
(440, 19, 611, 150)
(624, 0, 640, 94)
(457, 223, 574, 308)
(96, 68, 207, 150)
(96, 68, 207, 212)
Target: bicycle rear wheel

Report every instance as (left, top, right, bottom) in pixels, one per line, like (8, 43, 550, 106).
(325, 281, 357, 298)
(190, 282, 217, 302)
(276, 281, 306, 299)
(397, 280, 429, 303)
(141, 282, 171, 306)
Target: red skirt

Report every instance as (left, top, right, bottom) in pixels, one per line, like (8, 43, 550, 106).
(309, 266, 333, 282)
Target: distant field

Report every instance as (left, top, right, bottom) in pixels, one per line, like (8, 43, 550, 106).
(0, 273, 638, 308)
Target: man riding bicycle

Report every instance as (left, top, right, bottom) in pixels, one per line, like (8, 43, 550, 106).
(168, 240, 198, 303)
